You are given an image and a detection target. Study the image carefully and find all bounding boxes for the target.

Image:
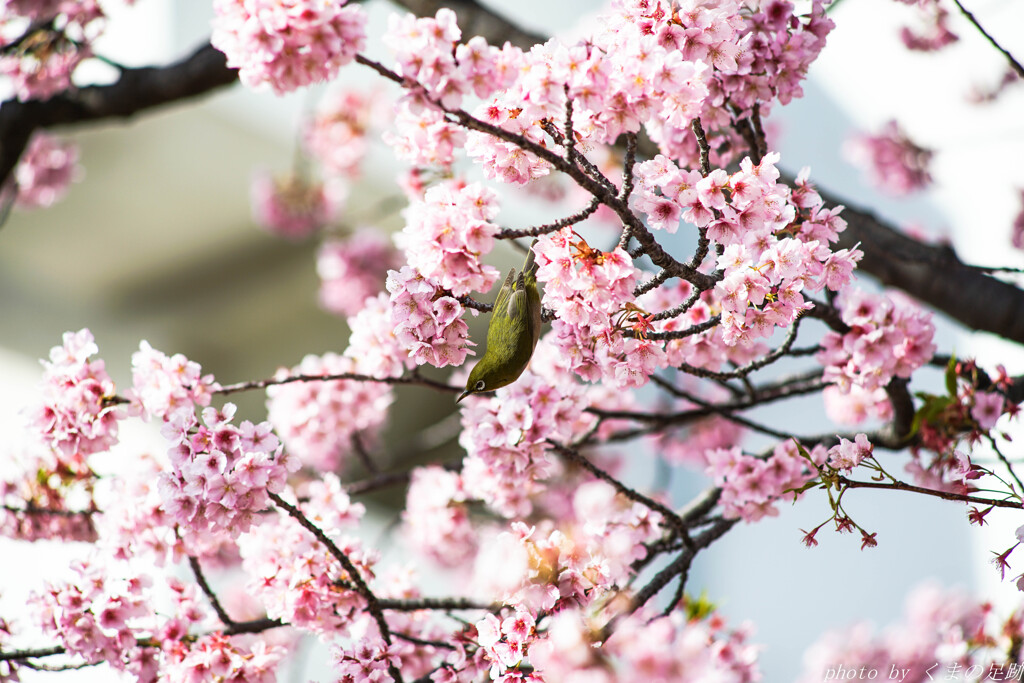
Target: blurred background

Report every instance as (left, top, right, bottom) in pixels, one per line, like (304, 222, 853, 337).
(1, 0, 1023, 680)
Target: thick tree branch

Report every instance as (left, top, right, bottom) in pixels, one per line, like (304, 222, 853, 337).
(828, 191, 1024, 345)
(0, 43, 237, 187)
(388, 0, 546, 48)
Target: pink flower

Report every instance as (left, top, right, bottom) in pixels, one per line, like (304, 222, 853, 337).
(386, 266, 474, 368)
(211, 0, 367, 94)
(402, 466, 476, 567)
(10, 133, 82, 209)
(129, 341, 219, 423)
(827, 434, 873, 470)
(29, 329, 123, 458)
(398, 180, 501, 297)
(845, 120, 933, 195)
(250, 172, 341, 240)
(971, 391, 1005, 431)
(317, 228, 399, 317)
(266, 352, 393, 471)
(303, 88, 381, 178)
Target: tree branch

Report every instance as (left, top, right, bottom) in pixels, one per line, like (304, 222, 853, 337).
(0, 43, 237, 187)
(828, 191, 1024, 345)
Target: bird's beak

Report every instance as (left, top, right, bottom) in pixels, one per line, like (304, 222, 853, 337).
(456, 390, 471, 404)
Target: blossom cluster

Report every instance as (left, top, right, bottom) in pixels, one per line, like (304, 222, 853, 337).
(386, 266, 474, 368)
(619, 0, 833, 167)
(28, 328, 123, 458)
(210, 0, 366, 94)
(897, 0, 958, 52)
(534, 230, 654, 385)
(398, 180, 501, 296)
(707, 440, 821, 522)
(250, 171, 341, 240)
(827, 433, 874, 471)
(0, 446, 97, 542)
(459, 369, 592, 518)
(402, 466, 477, 567)
(635, 154, 860, 346)
(523, 606, 760, 683)
(94, 455, 182, 565)
(0, 2, 105, 102)
(823, 384, 893, 426)
(158, 402, 297, 542)
(383, 100, 466, 170)
(303, 88, 380, 178)
(130, 341, 219, 423)
(798, 582, 1019, 683)
(238, 474, 374, 635)
(162, 633, 284, 683)
(266, 352, 393, 471)
(317, 227, 399, 317)
(845, 120, 934, 195)
(817, 289, 937, 393)
(343, 292, 413, 379)
(30, 559, 156, 678)
(9, 132, 81, 209)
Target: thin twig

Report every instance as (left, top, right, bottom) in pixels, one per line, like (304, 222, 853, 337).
(837, 476, 1022, 510)
(675, 316, 803, 381)
(547, 440, 691, 544)
(950, 0, 1024, 78)
(215, 371, 458, 396)
(188, 555, 236, 628)
(987, 435, 1024, 495)
(268, 493, 403, 682)
(495, 197, 600, 240)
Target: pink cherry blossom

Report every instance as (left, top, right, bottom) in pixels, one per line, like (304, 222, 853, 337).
(266, 352, 393, 471)
(250, 171, 340, 240)
(317, 227, 400, 317)
(398, 180, 501, 297)
(971, 391, 1005, 431)
(827, 434, 873, 470)
(10, 132, 82, 208)
(304, 88, 381, 178)
(28, 328, 123, 458)
(211, 0, 367, 95)
(817, 289, 936, 393)
(845, 120, 933, 195)
(386, 266, 475, 368)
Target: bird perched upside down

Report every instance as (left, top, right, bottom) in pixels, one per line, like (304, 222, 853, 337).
(457, 241, 542, 403)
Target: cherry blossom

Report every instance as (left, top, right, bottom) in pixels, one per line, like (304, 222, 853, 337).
(317, 227, 400, 317)
(10, 132, 81, 208)
(211, 0, 366, 94)
(845, 120, 934, 194)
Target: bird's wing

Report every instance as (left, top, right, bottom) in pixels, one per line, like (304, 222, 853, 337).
(492, 268, 516, 319)
(506, 271, 531, 325)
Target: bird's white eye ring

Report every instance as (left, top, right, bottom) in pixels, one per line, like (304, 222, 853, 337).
(475, 380, 486, 391)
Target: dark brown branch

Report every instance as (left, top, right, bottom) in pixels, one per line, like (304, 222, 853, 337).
(0, 43, 237, 187)
(188, 555, 236, 628)
(387, 0, 546, 49)
(828, 190, 1024, 345)
(837, 475, 1023, 510)
(377, 597, 494, 612)
(547, 439, 691, 544)
(495, 197, 600, 240)
(215, 370, 459, 396)
(268, 492, 403, 683)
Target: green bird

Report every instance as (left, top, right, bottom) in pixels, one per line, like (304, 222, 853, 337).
(457, 241, 542, 403)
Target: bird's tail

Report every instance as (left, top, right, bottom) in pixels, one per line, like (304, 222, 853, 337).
(522, 238, 539, 283)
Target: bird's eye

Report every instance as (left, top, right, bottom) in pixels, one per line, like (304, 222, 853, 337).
(475, 380, 486, 391)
